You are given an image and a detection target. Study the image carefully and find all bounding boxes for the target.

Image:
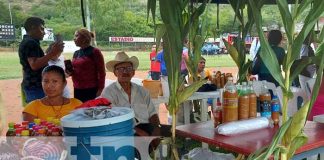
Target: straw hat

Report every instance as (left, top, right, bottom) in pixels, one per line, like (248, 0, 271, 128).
(106, 52, 139, 72)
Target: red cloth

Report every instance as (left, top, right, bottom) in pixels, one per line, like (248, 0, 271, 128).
(75, 98, 112, 109)
(150, 51, 160, 72)
(308, 81, 324, 120)
(72, 47, 106, 90)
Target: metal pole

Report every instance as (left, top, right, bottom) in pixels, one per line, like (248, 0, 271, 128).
(8, 0, 13, 24)
(86, 0, 91, 31)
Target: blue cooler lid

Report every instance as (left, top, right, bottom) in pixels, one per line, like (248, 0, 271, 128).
(60, 107, 134, 128)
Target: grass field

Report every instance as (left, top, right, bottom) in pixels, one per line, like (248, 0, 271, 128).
(0, 51, 235, 80)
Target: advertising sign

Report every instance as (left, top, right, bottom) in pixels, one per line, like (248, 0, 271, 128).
(0, 24, 15, 40)
(109, 37, 155, 43)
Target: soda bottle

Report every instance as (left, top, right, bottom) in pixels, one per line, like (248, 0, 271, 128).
(247, 81, 257, 118)
(271, 95, 280, 125)
(238, 82, 249, 120)
(212, 98, 222, 127)
(51, 127, 61, 136)
(260, 81, 271, 118)
(222, 77, 238, 123)
(34, 119, 41, 125)
(6, 122, 15, 136)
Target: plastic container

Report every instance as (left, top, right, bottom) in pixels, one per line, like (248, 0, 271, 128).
(260, 81, 271, 118)
(271, 95, 280, 125)
(248, 81, 257, 118)
(61, 107, 135, 160)
(222, 77, 238, 123)
(238, 82, 249, 120)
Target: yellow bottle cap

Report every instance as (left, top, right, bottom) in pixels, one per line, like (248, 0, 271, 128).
(53, 119, 61, 126)
(21, 130, 30, 136)
(34, 119, 41, 125)
(47, 117, 54, 123)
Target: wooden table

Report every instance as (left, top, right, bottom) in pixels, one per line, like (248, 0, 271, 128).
(152, 91, 220, 124)
(176, 121, 324, 159)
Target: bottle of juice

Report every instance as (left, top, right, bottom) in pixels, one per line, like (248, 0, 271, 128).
(260, 81, 271, 118)
(222, 77, 238, 123)
(238, 82, 249, 120)
(248, 81, 257, 118)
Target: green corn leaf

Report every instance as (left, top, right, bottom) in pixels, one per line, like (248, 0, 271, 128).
(289, 57, 313, 86)
(155, 23, 166, 51)
(249, 0, 285, 88)
(249, 118, 293, 160)
(318, 27, 324, 42)
(287, 132, 308, 160)
(223, 39, 240, 68)
(177, 79, 207, 104)
(275, 0, 293, 43)
(307, 42, 324, 117)
(147, 0, 156, 24)
(247, 145, 268, 160)
(294, 0, 312, 20)
(290, 0, 324, 66)
(283, 101, 309, 145)
(237, 60, 252, 83)
(273, 147, 280, 160)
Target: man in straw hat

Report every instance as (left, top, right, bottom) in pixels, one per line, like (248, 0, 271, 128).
(101, 51, 170, 136)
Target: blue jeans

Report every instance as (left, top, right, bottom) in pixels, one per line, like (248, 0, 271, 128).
(23, 86, 45, 103)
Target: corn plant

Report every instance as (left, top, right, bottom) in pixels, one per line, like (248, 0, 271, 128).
(148, 0, 208, 159)
(245, 0, 324, 159)
(222, 0, 255, 83)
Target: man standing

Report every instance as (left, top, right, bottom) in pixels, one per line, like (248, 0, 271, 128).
(19, 17, 64, 103)
(149, 45, 161, 80)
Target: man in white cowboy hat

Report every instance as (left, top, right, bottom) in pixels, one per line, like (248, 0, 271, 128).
(101, 51, 170, 136)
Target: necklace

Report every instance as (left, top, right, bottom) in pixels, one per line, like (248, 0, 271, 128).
(47, 97, 65, 118)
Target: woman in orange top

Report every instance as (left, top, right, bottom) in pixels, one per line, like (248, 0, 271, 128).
(23, 65, 82, 121)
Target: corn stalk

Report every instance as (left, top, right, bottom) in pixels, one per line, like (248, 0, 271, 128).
(247, 0, 324, 159)
(223, 0, 255, 83)
(147, 0, 208, 159)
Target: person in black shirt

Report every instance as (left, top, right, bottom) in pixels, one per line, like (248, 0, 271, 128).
(19, 17, 64, 103)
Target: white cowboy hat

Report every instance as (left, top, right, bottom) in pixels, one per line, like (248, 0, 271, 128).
(106, 51, 139, 72)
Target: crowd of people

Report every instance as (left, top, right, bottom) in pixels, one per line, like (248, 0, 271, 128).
(18, 16, 324, 137)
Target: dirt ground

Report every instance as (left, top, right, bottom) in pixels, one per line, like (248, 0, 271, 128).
(0, 67, 237, 135)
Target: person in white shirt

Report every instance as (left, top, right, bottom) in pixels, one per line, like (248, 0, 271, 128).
(101, 51, 170, 136)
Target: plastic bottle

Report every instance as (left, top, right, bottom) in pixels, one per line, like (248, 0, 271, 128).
(51, 127, 61, 136)
(238, 82, 249, 120)
(21, 130, 29, 136)
(212, 98, 222, 127)
(247, 81, 257, 118)
(259, 81, 271, 118)
(6, 122, 15, 136)
(38, 128, 46, 136)
(222, 77, 238, 123)
(271, 95, 280, 125)
(34, 119, 41, 125)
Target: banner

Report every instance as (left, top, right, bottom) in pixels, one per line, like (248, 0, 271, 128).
(109, 37, 155, 43)
(0, 24, 15, 40)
